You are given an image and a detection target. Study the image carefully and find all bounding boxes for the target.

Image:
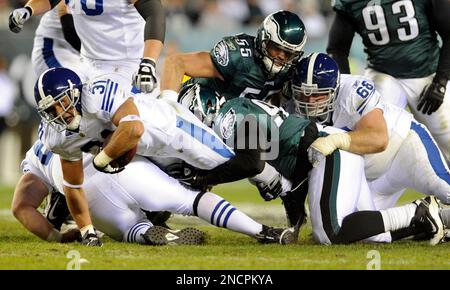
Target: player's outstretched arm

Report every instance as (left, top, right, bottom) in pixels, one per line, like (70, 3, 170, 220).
(9, 0, 61, 33)
(417, 0, 450, 115)
(12, 173, 59, 241)
(133, 0, 166, 93)
(326, 12, 355, 74)
(160, 52, 224, 100)
(60, 159, 102, 246)
(58, 2, 81, 52)
(310, 109, 388, 156)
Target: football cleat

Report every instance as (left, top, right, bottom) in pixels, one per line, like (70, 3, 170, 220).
(411, 196, 445, 245)
(255, 225, 296, 245)
(143, 210, 172, 229)
(44, 191, 70, 231)
(141, 226, 206, 246)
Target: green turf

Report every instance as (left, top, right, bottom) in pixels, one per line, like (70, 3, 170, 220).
(0, 183, 448, 270)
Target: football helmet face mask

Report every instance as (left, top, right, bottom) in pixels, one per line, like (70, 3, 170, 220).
(178, 83, 225, 127)
(255, 10, 307, 78)
(34, 67, 83, 132)
(291, 53, 340, 124)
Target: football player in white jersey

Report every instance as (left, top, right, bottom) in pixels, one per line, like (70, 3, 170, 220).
(286, 52, 450, 209)
(13, 139, 295, 245)
(31, 2, 81, 76)
(31, 66, 287, 245)
(10, 0, 165, 93)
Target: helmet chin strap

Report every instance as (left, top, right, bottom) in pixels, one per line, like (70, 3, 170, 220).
(263, 57, 283, 77)
(67, 114, 81, 131)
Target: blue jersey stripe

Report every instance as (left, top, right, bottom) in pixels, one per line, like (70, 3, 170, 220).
(356, 90, 375, 114)
(42, 38, 62, 69)
(100, 80, 110, 111)
(108, 82, 118, 112)
(411, 121, 450, 184)
(176, 116, 235, 158)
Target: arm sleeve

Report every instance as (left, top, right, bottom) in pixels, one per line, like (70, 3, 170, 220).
(431, 0, 450, 79)
(326, 12, 355, 74)
(134, 0, 166, 42)
(60, 14, 81, 52)
(195, 149, 265, 186)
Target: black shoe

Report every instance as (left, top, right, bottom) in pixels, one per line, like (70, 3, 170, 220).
(141, 226, 206, 246)
(44, 191, 70, 231)
(144, 210, 172, 229)
(411, 196, 444, 245)
(255, 225, 296, 245)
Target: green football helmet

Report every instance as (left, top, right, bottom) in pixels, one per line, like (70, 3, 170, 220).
(178, 83, 225, 127)
(255, 10, 307, 78)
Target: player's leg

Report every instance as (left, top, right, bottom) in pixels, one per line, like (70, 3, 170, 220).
(307, 147, 443, 244)
(308, 148, 390, 244)
(400, 77, 450, 159)
(364, 68, 409, 109)
(370, 121, 450, 205)
(31, 36, 80, 77)
(119, 156, 295, 244)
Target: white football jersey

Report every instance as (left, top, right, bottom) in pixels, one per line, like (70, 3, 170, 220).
(333, 74, 413, 141)
(65, 0, 144, 60)
(38, 76, 233, 169)
(39, 76, 128, 161)
(35, 8, 66, 42)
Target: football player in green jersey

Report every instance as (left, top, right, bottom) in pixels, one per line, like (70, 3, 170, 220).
(160, 10, 307, 102)
(327, 0, 450, 159)
(173, 83, 446, 245)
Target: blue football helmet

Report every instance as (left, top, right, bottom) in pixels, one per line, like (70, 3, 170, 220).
(291, 53, 340, 123)
(255, 10, 307, 78)
(178, 83, 225, 127)
(34, 67, 83, 131)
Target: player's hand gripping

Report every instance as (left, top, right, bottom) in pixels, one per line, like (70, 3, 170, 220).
(133, 58, 158, 93)
(92, 150, 125, 174)
(417, 75, 447, 115)
(9, 6, 32, 33)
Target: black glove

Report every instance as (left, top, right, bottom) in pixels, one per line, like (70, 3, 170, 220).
(417, 75, 447, 115)
(133, 58, 157, 93)
(9, 7, 32, 33)
(92, 153, 125, 174)
(80, 230, 103, 247)
(165, 162, 207, 191)
(256, 173, 283, 201)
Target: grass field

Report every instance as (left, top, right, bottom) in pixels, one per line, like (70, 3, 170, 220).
(0, 182, 448, 270)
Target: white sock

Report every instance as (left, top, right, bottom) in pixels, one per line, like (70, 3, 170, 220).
(380, 204, 416, 232)
(196, 192, 263, 237)
(124, 221, 152, 244)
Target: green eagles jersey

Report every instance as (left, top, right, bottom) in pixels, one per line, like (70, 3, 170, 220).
(190, 34, 289, 100)
(214, 98, 311, 180)
(333, 0, 439, 78)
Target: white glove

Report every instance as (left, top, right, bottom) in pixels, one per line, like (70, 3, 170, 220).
(159, 89, 179, 102)
(307, 146, 326, 168)
(133, 58, 157, 93)
(308, 133, 351, 166)
(9, 7, 32, 33)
